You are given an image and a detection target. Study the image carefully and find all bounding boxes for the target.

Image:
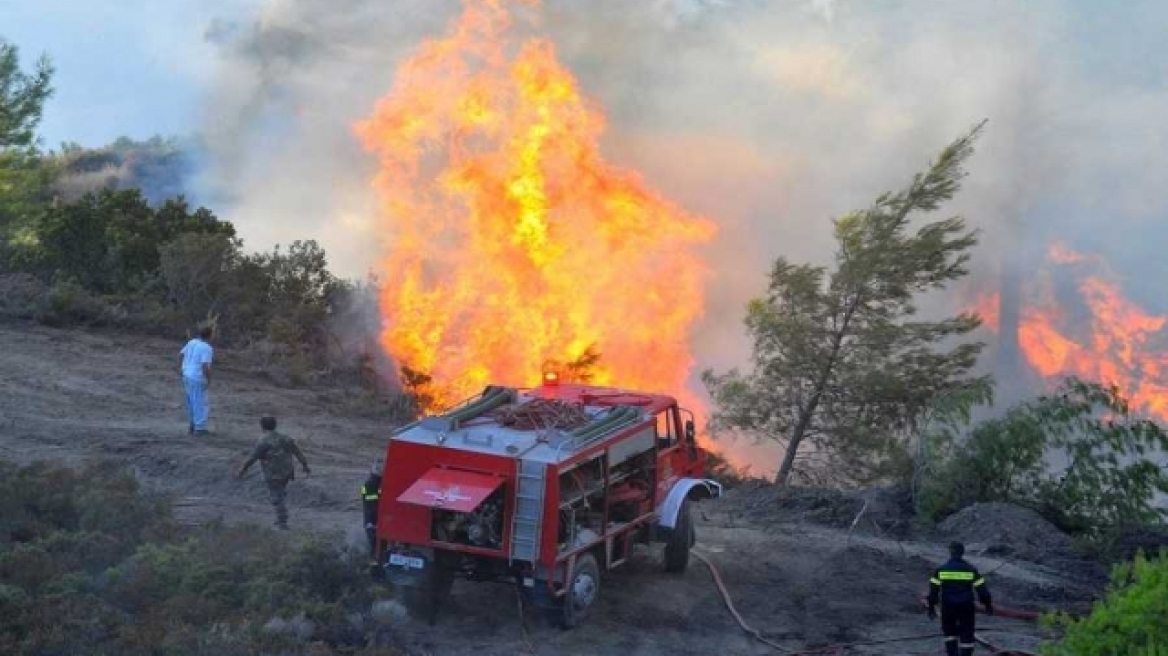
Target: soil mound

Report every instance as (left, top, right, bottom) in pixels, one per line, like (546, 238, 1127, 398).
(938, 502, 1073, 563)
(725, 484, 914, 538)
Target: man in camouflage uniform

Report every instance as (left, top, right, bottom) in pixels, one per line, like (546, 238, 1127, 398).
(237, 416, 311, 529)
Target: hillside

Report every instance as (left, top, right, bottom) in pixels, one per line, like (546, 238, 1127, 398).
(0, 322, 1106, 655)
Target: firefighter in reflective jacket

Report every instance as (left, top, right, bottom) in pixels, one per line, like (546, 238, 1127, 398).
(361, 460, 382, 562)
(928, 542, 993, 656)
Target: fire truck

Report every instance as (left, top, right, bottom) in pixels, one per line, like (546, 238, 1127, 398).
(373, 375, 722, 627)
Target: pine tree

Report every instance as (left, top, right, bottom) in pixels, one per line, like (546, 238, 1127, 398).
(703, 122, 991, 486)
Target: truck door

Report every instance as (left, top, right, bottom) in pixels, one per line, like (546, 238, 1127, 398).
(654, 407, 689, 498)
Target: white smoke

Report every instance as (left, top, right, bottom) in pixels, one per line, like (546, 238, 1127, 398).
(195, 0, 1168, 473)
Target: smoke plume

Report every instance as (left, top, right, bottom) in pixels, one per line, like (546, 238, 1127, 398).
(196, 0, 1168, 475)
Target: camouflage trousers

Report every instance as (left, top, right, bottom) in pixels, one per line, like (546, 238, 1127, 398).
(266, 477, 291, 528)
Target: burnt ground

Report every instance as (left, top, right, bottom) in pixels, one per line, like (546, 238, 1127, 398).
(0, 322, 1109, 655)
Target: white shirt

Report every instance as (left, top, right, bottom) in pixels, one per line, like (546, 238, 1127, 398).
(180, 338, 214, 381)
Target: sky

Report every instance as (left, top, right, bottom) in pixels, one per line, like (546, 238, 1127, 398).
(1, 0, 255, 147)
(2, 0, 1163, 148)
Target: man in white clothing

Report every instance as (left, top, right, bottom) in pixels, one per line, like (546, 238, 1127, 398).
(179, 326, 214, 435)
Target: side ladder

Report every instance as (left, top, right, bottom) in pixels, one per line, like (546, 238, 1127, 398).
(509, 458, 547, 563)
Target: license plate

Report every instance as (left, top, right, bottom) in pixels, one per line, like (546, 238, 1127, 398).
(388, 553, 425, 569)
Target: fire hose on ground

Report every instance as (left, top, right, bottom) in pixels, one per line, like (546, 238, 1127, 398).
(692, 549, 1046, 656)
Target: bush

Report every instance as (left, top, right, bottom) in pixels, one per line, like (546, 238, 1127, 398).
(4, 163, 375, 393)
(0, 460, 396, 656)
(31, 189, 232, 296)
(917, 377, 1168, 536)
(0, 272, 46, 319)
(33, 279, 122, 326)
(1042, 550, 1168, 656)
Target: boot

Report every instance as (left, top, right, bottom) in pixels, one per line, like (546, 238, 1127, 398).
(959, 644, 975, 656)
(945, 638, 959, 656)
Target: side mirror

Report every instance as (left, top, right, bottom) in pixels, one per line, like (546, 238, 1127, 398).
(685, 419, 695, 442)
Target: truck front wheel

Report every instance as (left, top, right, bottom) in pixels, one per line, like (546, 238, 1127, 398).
(663, 499, 692, 573)
(560, 553, 600, 629)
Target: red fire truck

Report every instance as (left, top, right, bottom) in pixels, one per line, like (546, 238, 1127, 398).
(373, 376, 722, 627)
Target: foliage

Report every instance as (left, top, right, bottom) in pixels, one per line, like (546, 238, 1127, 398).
(1042, 550, 1168, 656)
(909, 380, 996, 515)
(0, 38, 57, 252)
(0, 148, 58, 240)
(158, 232, 239, 326)
(35, 279, 123, 326)
(0, 39, 54, 149)
(917, 377, 1168, 536)
(703, 122, 989, 486)
(31, 189, 233, 295)
(250, 239, 340, 347)
(0, 460, 398, 656)
(399, 365, 435, 414)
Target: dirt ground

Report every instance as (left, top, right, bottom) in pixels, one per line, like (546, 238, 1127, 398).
(0, 322, 1106, 655)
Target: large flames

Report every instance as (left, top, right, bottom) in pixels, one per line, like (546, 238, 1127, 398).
(355, 0, 715, 411)
(979, 242, 1168, 421)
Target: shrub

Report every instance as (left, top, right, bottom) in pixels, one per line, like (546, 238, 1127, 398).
(158, 232, 238, 333)
(1042, 550, 1168, 656)
(0, 273, 47, 318)
(33, 279, 120, 326)
(0, 460, 395, 656)
(32, 189, 232, 296)
(917, 378, 1168, 537)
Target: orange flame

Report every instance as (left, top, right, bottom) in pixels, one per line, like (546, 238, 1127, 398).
(978, 242, 1168, 421)
(970, 291, 1000, 331)
(355, 1, 716, 413)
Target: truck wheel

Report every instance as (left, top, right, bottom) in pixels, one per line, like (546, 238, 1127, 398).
(663, 499, 692, 573)
(560, 553, 600, 629)
(404, 558, 454, 625)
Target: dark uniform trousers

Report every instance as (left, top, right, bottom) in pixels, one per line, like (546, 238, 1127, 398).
(941, 602, 976, 654)
(267, 476, 291, 528)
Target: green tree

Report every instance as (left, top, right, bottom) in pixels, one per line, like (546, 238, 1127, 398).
(918, 377, 1168, 533)
(35, 189, 232, 294)
(158, 232, 241, 327)
(703, 123, 989, 486)
(1042, 550, 1168, 656)
(0, 39, 53, 149)
(0, 38, 56, 251)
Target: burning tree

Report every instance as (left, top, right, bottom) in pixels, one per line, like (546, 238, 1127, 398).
(703, 123, 991, 486)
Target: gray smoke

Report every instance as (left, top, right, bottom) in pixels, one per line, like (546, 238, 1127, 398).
(195, 0, 1168, 472)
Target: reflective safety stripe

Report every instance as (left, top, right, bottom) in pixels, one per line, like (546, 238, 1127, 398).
(929, 577, 942, 585)
(363, 494, 380, 500)
(973, 577, 986, 587)
(944, 637, 958, 643)
(938, 570, 976, 581)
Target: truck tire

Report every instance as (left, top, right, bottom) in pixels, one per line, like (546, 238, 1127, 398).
(404, 556, 454, 625)
(560, 553, 600, 629)
(663, 499, 692, 573)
